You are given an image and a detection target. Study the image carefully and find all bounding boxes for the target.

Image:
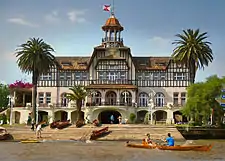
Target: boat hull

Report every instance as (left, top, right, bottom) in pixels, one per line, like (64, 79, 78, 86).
(126, 143, 156, 149)
(157, 144, 212, 151)
(126, 143, 212, 151)
(176, 126, 225, 140)
(90, 127, 109, 140)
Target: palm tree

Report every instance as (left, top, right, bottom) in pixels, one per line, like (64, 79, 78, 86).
(16, 38, 58, 124)
(171, 29, 213, 82)
(66, 85, 88, 127)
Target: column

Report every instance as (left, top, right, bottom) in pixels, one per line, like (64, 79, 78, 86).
(131, 90, 136, 104)
(116, 90, 120, 105)
(114, 30, 116, 41)
(101, 90, 106, 105)
(166, 110, 174, 124)
(67, 111, 71, 122)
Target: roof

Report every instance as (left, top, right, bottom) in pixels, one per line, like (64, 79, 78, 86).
(102, 15, 124, 31)
(55, 56, 171, 71)
(133, 56, 171, 70)
(56, 57, 90, 70)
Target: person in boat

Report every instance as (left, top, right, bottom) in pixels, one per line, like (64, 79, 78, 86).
(165, 133, 174, 146)
(144, 133, 156, 146)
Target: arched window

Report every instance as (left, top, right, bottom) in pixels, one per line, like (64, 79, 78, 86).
(139, 92, 148, 107)
(120, 91, 132, 105)
(155, 92, 165, 107)
(105, 91, 117, 105)
(91, 91, 102, 106)
(61, 93, 69, 107)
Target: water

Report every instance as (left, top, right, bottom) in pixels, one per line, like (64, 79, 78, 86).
(0, 140, 224, 161)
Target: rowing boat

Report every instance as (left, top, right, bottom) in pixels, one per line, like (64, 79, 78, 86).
(126, 142, 156, 149)
(20, 140, 41, 143)
(126, 142, 212, 151)
(157, 144, 212, 151)
(90, 127, 109, 140)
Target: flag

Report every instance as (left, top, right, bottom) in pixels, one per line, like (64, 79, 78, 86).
(103, 5, 111, 12)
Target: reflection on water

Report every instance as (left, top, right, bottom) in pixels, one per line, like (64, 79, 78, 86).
(0, 140, 224, 161)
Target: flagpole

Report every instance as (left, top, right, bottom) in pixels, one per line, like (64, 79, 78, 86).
(111, 0, 115, 15)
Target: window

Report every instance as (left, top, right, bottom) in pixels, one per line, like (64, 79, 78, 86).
(174, 73, 186, 80)
(40, 73, 52, 80)
(66, 72, 72, 80)
(46, 92, 51, 104)
(155, 92, 165, 107)
(91, 91, 101, 105)
(38, 93, 44, 104)
(160, 73, 166, 80)
(137, 73, 143, 80)
(75, 72, 81, 80)
(61, 93, 68, 107)
(173, 93, 179, 106)
(181, 92, 186, 106)
(75, 72, 87, 80)
(139, 93, 148, 107)
(59, 73, 65, 80)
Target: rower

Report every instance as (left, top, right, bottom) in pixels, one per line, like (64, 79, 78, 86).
(165, 133, 174, 146)
(144, 133, 156, 146)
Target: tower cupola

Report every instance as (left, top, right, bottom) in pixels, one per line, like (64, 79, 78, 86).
(101, 13, 124, 48)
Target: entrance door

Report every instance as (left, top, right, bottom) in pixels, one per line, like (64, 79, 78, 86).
(98, 110, 121, 124)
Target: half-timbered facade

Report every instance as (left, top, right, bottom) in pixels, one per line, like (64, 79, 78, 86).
(12, 14, 193, 124)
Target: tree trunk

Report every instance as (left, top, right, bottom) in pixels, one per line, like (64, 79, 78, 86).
(76, 99, 83, 121)
(32, 72, 38, 124)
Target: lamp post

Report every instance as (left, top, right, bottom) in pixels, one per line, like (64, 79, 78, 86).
(148, 89, 155, 125)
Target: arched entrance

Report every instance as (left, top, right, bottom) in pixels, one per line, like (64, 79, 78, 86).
(154, 110, 167, 121)
(54, 111, 68, 121)
(98, 110, 121, 124)
(173, 111, 188, 124)
(105, 91, 117, 105)
(38, 111, 48, 123)
(14, 111, 21, 124)
(137, 110, 148, 123)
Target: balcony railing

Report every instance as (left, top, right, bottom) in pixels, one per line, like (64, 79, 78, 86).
(86, 102, 134, 107)
(89, 79, 135, 85)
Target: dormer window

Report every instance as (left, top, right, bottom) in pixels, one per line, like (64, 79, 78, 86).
(61, 62, 72, 66)
(78, 62, 87, 66)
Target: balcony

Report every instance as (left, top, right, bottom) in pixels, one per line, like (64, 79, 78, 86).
(89, 79, 135, 85)
(86, 102, 134, 107)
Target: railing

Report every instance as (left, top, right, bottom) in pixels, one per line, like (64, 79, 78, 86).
(86, 102, 133, 107)
(89, 79, 135, 85)
(102, 37, 123, 42)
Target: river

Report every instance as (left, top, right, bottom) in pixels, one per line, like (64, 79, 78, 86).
(0, 140, 224, 161)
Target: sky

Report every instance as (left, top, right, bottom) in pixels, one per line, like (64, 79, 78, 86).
(0, 0, 225, 84)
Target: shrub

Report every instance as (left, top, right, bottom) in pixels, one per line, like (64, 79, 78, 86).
(129, 113, 136, 123)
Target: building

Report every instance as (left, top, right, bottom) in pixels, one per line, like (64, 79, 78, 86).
(11, 13, 193, 125)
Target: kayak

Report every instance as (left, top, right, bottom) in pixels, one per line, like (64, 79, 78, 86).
(126, 142, 156, 149)
(157, 144, 213, 151)
(20, 140, 41, 143)
(126, 142, 212, 151)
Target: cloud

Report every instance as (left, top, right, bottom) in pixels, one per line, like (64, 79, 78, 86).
(67, 10, 87, 23)
(7, 18, 38, 27)
(148, 36, 173, 55)
(45, 11, 60, 23)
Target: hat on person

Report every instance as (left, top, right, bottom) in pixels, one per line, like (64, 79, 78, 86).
(146, 133, 150, 136)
